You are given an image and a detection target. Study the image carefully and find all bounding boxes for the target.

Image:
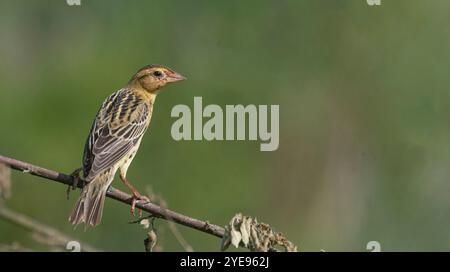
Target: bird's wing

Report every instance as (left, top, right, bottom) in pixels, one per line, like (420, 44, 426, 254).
(82, 89, 151, 181)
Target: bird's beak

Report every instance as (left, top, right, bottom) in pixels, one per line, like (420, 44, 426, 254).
(166, 71, 186, 83)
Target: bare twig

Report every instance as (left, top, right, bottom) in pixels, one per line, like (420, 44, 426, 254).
(143, 187, 194, 252)
(165, 216, 194, 252)
(0, 163, 11, 199)
(0, 242, 33, 252)
(0, 206, 99, 252)
(0, 155, 225, 239)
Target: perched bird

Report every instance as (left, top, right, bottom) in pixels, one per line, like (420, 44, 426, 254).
(69, 64, 185, 227)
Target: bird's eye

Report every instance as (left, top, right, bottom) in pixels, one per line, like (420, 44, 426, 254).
(153, 70, 163, 77)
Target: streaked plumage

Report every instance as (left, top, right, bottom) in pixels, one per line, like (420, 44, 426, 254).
(70, 64, 185, 226)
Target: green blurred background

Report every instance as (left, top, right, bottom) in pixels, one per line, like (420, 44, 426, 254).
(1, 0, 450, 251)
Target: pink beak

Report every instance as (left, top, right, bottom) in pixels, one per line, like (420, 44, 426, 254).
(167, 71, 186, 83)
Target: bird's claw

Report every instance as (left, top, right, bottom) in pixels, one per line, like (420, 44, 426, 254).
(130, 194, 151, 217)
(66, 168, 83, 200)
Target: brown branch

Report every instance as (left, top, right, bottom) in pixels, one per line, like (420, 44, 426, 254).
(0, 155, 225, 239)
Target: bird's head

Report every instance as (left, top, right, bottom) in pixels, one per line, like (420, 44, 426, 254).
(130, 64, 186, 93)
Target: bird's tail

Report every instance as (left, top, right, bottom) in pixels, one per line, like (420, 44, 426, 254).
(69, 171, 112, 227)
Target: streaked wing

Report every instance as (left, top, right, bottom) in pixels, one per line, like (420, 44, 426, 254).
(83, 91, 119, 177)
(82, 89, 150, 181)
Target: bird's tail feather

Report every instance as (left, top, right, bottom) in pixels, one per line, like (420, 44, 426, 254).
(69, 171, 112, 227)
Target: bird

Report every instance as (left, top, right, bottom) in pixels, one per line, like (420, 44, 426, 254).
(69, 64, 186, 227)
